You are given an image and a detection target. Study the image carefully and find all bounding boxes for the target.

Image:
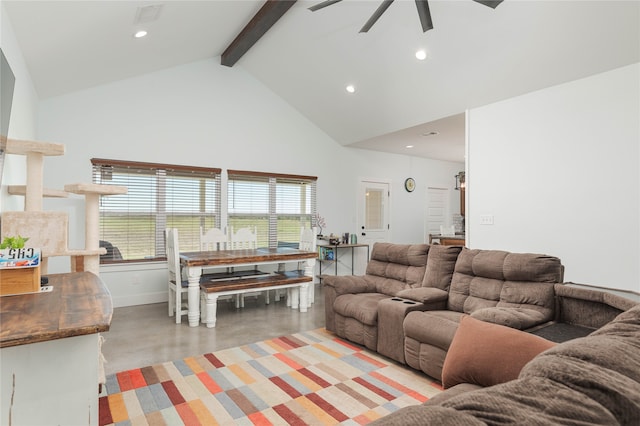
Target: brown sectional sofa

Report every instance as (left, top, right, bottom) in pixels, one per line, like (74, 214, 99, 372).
(324, 243, 565, 380)
(324, 242, 639, 424)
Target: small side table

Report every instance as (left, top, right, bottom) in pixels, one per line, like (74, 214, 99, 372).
(317, 243, 370, 282)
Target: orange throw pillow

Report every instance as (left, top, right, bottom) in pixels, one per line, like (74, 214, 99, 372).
(442, 315, 556, 389)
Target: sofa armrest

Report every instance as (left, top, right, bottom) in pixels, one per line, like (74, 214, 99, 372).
(554, 283, 638, 328)
(396, 287, 449, 309)
(323, 275, 375, 295)
(470, 307, 548, 330)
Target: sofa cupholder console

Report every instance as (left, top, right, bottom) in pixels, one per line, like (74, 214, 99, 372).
(377, 297, 428, 363)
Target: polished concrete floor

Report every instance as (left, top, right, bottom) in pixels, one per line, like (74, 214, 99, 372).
(101, 285, 326, 375)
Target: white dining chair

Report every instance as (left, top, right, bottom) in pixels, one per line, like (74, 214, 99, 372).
(229, 226, 265, 306)
(199, 226, 230, 276)
(274, 226, 317, 307)
(166, 227, 189, 324)
(229, 226, 258, 249)
(167, 227, 230, 324)
(200, 226, 228, 251)
(199, 226, 238, 310)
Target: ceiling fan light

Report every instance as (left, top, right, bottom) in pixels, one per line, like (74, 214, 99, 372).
(415, 49, 427, 60)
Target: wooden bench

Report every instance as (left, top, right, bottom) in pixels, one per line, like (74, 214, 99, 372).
(199, 270, 312, 328)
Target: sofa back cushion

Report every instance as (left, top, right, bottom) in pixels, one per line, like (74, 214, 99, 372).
(421, 245, 463, 291)
(448, 249, 563, 325)
(365, 243, 428, 296)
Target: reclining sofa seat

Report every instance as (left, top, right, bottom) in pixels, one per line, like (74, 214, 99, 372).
(404, 248, 564, 381)
(323, 243, 462, 352)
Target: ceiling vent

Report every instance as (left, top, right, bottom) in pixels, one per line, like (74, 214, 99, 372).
(134, 4, 164, 24)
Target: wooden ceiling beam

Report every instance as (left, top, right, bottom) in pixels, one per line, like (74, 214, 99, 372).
(221, 0, 297, 67)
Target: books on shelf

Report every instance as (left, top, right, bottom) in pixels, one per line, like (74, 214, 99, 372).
(318, 246, 335, 261)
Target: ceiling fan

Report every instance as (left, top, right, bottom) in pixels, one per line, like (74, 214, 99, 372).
(308, 0, 503, 33)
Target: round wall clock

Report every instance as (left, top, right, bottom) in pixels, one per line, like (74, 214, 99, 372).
(404, 178, 416, 192)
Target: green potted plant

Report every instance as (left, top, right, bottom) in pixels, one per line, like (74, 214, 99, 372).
(0, 235, 29, 249)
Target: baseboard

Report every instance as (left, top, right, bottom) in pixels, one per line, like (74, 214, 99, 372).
(111, 291, 167, 308)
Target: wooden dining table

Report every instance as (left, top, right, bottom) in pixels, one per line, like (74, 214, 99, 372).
(180, 247, 317, 327)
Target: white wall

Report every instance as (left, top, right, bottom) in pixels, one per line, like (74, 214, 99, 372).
(468, 63, 640, 294)
(33, 58, 461, 306)
(0, 3, 39, 212)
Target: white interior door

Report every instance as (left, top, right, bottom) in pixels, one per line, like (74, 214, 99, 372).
(358, 180, 390, 249)
(426, 187, 450, 242)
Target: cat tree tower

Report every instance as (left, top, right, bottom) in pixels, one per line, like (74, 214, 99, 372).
(1, 138, 126, 276)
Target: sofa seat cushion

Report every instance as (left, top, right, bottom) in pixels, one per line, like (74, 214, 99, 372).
(470, 306, 548, 330)
(404, 310, 464, 351)
(441, 315, 556, 389)
(333, 293, 390, 325)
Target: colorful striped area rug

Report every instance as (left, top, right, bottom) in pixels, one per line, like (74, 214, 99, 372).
(99, 328, 442, 425)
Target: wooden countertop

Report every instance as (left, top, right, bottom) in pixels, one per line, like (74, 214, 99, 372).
(429, 234, 465, 240)
(0, 272, 113, 348)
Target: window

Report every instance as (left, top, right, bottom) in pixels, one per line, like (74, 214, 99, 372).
(92, 159, 221, 263)
(227, 170, 317, 248)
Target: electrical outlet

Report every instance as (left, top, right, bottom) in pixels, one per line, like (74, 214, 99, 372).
(480, 215, 494, 225)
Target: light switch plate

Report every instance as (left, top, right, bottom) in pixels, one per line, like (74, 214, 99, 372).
(480, 215, 494, 225)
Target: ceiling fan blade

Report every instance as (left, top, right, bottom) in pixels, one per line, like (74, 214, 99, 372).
(472, 0, 504, 9)
(360, 0, 395, 33)
(415, 0, 433, 32)
(308, 0, 343, 12)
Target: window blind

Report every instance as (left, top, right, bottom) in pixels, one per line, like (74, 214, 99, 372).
(227, 170, 317, 248)
(92, 159, 221, 263)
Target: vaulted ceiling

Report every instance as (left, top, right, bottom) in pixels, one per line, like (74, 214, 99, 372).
(3, 1, 639, 162)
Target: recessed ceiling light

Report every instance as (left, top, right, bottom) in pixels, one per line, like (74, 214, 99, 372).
(345, 84, 356, 93)
(406, 145, 414, 149)
(415, 49, 427, 60)
(134, 30, 148, 38)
